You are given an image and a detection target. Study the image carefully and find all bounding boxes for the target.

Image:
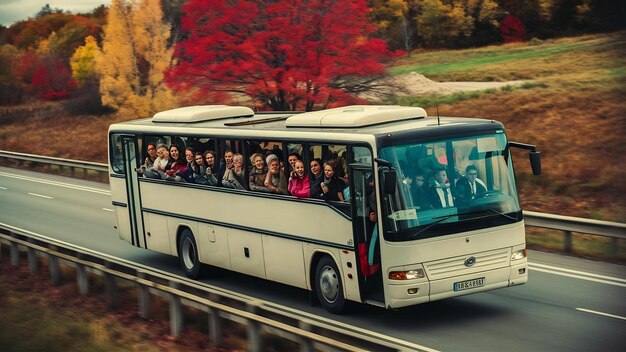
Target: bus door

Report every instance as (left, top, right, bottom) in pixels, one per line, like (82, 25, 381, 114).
(350, 166, 384, 305)
(121, 136, 146, 248)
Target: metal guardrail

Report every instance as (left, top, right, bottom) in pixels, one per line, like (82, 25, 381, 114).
(523, 211, 626, 257)
(0, 150, 108, 180)
(1, 150, 625, 258)
(0, 223, 434, 352)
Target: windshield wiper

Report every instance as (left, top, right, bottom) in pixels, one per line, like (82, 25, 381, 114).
(412, 214, 459, 238)
(458, 208, 518, 221)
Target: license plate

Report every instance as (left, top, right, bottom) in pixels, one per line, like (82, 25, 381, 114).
(454, 277, 485, 291)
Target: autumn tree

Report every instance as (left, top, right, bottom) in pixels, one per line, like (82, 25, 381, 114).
(70, 35, 98, 85)
(96, 0, 176, 117)
(166, 0, 397, 111)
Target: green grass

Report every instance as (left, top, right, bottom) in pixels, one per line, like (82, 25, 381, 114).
(390, 33, 626, 81)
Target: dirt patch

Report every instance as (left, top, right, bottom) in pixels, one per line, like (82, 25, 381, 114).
(363, 72, 526, 101)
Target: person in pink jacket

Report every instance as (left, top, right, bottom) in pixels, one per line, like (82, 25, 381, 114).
(288, 160, 310, 198)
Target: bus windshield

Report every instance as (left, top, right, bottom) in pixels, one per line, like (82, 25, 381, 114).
(379, 131, 522, 241)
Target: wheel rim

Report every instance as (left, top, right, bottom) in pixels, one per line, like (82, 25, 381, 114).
(319, 265, 339, 303)
(181, 237, 196, 270)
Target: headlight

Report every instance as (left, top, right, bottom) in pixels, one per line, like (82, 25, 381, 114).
(511, 249, 527, 260)
(389, 268, 425, 280)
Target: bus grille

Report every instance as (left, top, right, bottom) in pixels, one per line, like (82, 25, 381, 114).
(424, 248, 510, 280)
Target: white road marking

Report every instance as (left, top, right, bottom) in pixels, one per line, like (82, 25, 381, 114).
(0, 186, 7, 190)
(576, 308, 626, 321)
(28, 192, 54, 199)
(0, 171, 110, 195)
(102, 208, 114, 212)
(529, 263, 626, 287)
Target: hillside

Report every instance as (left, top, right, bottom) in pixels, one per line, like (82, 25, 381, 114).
(0, 31, 624, 222)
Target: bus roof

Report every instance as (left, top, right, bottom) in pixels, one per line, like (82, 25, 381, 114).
(110, 105, 503, 141)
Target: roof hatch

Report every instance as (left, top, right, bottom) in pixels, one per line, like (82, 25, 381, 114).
(152, 105, 254, 123)
(285, 105, 427, 128)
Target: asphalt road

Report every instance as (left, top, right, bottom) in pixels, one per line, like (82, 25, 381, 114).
(1, 166, 624, 351)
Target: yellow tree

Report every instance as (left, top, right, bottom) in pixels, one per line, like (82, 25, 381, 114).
(131, 0, 176, 114)
(70, 35, 98, 85)
(96, 0, 176, 117)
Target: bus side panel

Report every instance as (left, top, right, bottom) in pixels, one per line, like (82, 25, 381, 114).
(263, 235, 306, 289)
(197, 224, 231, 269)
(144, 212, 172, 255)
(339, 250, 361, 302)
(228, 228, 266, 279)
(110, 177, 132, 243)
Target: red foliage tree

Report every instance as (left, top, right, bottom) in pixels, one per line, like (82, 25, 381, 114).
(30, 56, 77, 100)
(500, 15, 526, 43)
(165, 0, 396, 111)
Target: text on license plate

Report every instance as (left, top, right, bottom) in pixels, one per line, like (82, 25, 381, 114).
(454, 277, 485, 291)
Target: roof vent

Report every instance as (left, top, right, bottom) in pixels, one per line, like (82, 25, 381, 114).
(152, 105, 254, 123)
(285, 105, 427, 128)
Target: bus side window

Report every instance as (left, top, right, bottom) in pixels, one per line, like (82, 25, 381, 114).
(110, 134, 125, 174)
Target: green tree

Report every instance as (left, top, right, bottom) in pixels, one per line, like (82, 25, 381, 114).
(417, 0, 472, 47)
(70, 35, 98, 85)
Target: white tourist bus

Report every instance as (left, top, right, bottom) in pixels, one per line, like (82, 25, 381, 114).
(108, 105, 541, 313)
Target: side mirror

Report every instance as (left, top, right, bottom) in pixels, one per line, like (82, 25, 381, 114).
(509, 141, 542, 176)
(381, 169, 397, 194)
(530, 150, 541, 175)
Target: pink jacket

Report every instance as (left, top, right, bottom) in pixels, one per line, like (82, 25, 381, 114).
(288, 174, 310, 198)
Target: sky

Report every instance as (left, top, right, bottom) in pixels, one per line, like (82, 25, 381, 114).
(0, 0, 109, 27)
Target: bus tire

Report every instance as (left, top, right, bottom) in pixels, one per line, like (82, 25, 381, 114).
(178, 229, 202, 279)
(314, 256, 346, 314)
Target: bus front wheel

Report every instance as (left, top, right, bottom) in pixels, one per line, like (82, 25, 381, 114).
(179, 229, 202, 279)
(314, 256, 346, 314)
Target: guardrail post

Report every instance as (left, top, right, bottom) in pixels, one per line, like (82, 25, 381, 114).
(48, 251, 60, 285)
(137, 271, 151, 319)
(76, 257, 89, 295)
(104, 261, 117, 309)
(27, 238, 38, 275)
(169, 281, 183, 337)
(564, 231, 573, 254)
(208, 293, 222, 348)
(246, 303, 261, 352)
(10, 233, 20, 267)
(298, 321, 315, 352)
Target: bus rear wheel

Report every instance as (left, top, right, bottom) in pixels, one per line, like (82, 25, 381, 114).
(314, 256, 346, 314)
(179, 229, 202, 279)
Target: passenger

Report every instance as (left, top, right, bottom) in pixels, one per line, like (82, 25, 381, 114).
(428, 167, 454, 208)
(143, 144, 169, 179)
(288, 160, 310, 198)
(135, 143, 157, 175)
(320, 162, 345, 201)
(249, 152, 270, 192)
(455, 165, 487, 207)
(222, 153, 246, 189)
(287, 152, 301, 173)
(191, 152, 217, 185)
(410, 170, 431, 210)
(224, 150, 234, 170)
(204, 150, 222, 186)
(309, 158, 324, 199)
(264, 154, 289, 195)
(165, 144, 188, 182)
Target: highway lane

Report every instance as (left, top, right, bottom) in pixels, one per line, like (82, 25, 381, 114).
(1, 166, 624, 351)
